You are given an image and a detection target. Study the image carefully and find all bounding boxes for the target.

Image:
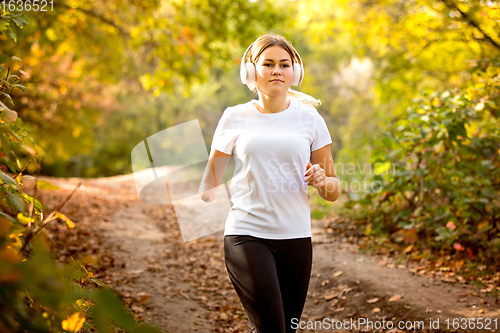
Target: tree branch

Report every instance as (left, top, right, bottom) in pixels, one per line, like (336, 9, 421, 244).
(440, 0, 500, 51)
(20, 182, 82, 253)
(33, 181, 82, 237)
(55, 3, 130, 40)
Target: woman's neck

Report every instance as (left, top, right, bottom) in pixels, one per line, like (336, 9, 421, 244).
(254, 94, 290, 114)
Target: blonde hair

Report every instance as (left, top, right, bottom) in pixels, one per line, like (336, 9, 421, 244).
(245, 33, 322, 108)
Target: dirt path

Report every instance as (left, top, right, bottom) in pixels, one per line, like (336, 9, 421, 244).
(41, 174, 499, 333)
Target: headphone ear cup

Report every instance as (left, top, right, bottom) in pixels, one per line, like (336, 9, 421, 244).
(240, 61, 247, 84)
(292, 63, 302, 86)
(245, 62, 256, 84)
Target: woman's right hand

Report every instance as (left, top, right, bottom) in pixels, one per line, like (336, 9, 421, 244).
(199, 183, 218, 202)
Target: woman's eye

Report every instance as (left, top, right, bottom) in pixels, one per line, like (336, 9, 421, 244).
(282, 64, 289, 68)
(264, 63, 272, 67)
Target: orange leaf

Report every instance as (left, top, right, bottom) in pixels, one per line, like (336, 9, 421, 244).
(0, 246, 23, 263)
(478, 221, 489, 232)
(403, 229, 418, 244)
(389, 294, 403, 302)
(0, 217, 11, 238)
(0, 269, 22, 284)
(404, 244, 414, 253)
(324, 293, 338, 301)
(446, 221, 456, 231)
(19, 69, 30, 79)
(332, 271, 343, 277)
(453, 243, 465, 251)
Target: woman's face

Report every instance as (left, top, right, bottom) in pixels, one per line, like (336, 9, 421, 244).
(254, 45, 294, 97)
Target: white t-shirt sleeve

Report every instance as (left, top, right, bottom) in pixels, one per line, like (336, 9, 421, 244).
(211, 108, 238, 155)
(311, 111, 332, 151)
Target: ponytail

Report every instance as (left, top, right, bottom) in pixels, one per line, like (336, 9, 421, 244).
(286, 88, 322, 108)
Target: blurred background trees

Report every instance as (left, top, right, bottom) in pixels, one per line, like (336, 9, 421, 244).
(2, 0, 498, 177)
(1, 0, 289, 176)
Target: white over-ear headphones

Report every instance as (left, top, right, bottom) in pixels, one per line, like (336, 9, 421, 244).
(240, 40, 304, 87)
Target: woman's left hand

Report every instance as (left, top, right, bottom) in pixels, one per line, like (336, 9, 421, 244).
(304, 163, 326, 189)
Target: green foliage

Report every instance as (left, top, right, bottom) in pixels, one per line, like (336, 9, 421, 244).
(342, 0, 500, 106)
(341, 63, 500, 263)
(1, 235, 90, 333)
(307, 0, 500, 267)
(0, 56, 38, 173)
(0, 10, 29, 42)
(318, 0, 500, 175)
(139, 0, 290, 93)
(73, 64, 256, 177)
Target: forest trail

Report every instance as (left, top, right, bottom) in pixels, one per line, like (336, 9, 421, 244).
(38, 173, 499, 333)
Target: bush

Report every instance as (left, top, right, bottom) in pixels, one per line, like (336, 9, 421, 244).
(341, 62, 500, 265)
(0, 55, 161, 332)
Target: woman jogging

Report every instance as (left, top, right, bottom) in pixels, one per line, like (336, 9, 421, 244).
(200, 32, 340, 333)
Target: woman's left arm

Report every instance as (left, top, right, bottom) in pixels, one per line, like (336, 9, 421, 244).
(305, 145, 341, 202)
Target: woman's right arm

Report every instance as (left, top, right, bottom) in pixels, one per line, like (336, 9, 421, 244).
(199, 149, 231, 202)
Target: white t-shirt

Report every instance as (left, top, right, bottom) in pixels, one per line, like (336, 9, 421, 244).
(211, 99, 332, 239)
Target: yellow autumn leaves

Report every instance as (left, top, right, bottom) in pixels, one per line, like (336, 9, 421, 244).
(16, 211, 75, 228)
(62, 312, 86, 333)
(54, 211, 76, 229)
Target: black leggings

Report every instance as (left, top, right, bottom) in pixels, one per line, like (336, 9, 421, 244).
(224, 235, 313, 333)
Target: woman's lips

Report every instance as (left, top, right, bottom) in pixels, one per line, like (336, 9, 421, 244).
(270, 79, 283, 82)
